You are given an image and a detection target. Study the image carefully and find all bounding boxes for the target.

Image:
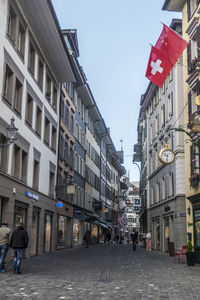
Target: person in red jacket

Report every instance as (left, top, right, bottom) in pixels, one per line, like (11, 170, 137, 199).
(10, 223, 29, 274)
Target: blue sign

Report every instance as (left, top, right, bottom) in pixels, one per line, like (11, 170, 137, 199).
(25, 189, 39, 201)
(56, 201, 63, 208)
(134, 198, 141, 206)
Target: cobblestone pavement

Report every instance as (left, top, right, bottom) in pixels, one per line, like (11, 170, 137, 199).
(0, 244, 199, 300)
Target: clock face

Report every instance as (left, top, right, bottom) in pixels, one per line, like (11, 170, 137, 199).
(159, 149, 175, 164)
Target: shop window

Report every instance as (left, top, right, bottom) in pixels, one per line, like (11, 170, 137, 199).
(13, 144, 20, 179)
(7, 5, 17, 44)
(57, 215, 67, 249)
(14, 78, 22, 115)
(17, 23, 25, 58)
(49, 171, 55, 197)
(44, 117, 50, 145)
(14, 205, 27, 230)
(38, 59, 43, 90)
(35, 106, 42, 136)
(33, 159, 39, 189)
(26, 94, 33, 127)
(21, 150, 28, 182)
(0, 134, 8, 172)
(28, 42, 35, 75)
(44, 213, 52, 252)
(3, 64, 14, 105)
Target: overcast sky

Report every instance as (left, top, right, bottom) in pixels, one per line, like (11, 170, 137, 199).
(52, 0, 180, 181)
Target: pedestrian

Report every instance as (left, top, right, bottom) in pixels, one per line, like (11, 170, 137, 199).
(10, 223, 29, 274)
(83, 230, 91, 248)
(146, 231, 152, 252)
(115, 234, 119, 244)
(106, 231, 111, 245)
(130, 229, 138, 251)
(0, 222, 11, 273)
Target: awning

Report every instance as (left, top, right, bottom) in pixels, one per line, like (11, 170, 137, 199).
(100, 223, 109, 229)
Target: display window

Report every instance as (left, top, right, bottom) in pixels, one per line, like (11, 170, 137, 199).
(14, 205, 27, 229)
(73, 219, 82, 245)
(30, 209, 40, 256)
(155, 219, 160, 250)
(57, 215, 67, 249)
(44, 213, 52, 252)
(164, 217, 170, 252)
(91, 224, 98, 244)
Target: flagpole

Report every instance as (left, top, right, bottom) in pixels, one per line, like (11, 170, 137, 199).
(160, 22, 189, 44)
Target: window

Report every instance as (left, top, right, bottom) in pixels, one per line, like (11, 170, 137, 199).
(45, 73, 51, 101)
(38, 59, 44, 90)
(13, 144, 20, 179)
(26, 94, 33, 126)
(7, 5, 17, 43)
(187, 0, 198, 21)
(21, 150, 28, 182)
(169, 173, 174, 197)
(44, 117, 50, 145)
(17, 23, 25, 58)
(49, 171, 55, 197)
(3, 65, 14, 105)
(53, 86, 57, 111)
(33, 159, 39, 189)
(162, 177, 165, 200)
(28, 42, 35, 75)
(52, 126, 57, 151)
(35, 106, 42, 136)
(14, 78, 22, 114)
(0, 134, 8, 172)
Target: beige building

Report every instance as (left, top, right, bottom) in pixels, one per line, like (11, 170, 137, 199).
(163, 0, 200, 262)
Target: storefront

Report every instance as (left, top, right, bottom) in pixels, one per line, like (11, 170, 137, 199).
(155, 219, 160, 250)
(193, 207, 200, 263)
(56, 202, 73, 249)
(14, 201, 28, 229)
(44, 212, 53, 253)
(164, 217, 170, 252)
(30, 207, 40, 256)
(73, 207, 84, 246)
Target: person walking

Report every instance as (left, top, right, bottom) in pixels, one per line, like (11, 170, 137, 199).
(10, 223, 29, 274)
(130, 229, 138, 251)
(0, 223, 11, 273)
(115, 234, 119, 244)
(83, 230, 91, 248)
(106, 231, 111, 245)
(146, 231, 152, 251)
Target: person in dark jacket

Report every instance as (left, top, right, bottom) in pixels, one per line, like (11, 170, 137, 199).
(10, 223, 29, 274)
(130, 230, 138, 251)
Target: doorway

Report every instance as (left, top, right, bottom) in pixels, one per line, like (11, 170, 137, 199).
(193, 207, 200, 263)
(30, 208, 40, 256)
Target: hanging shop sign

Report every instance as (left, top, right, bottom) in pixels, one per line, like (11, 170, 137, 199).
(67, 185, 75, 194)
(56, 201, 63, 208)
(25, 189, 39, 201)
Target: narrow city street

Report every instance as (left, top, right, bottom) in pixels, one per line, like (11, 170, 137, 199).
(0, 244, 199, 300)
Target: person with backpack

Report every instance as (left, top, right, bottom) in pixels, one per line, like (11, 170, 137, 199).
(130, 229, 138, 251)
(10, 223, 29, 274)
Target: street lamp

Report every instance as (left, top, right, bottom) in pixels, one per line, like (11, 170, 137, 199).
(0, 117, 18, 147)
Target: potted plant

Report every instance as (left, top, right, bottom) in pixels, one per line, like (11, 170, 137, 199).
(186, 240, 195, 266)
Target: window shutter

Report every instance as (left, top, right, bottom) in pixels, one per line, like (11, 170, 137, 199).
(190, 145, 195, 175)
(188, 91, 192, 120)
(187, 0, 191, 21)
(187, 40, 191, 73)
(197, 26, 200, 58)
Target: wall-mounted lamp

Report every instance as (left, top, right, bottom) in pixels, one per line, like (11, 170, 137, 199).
(187, 207, 191, 216)
(0, 117, 18, 148)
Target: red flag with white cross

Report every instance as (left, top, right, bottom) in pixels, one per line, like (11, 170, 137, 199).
(145, 46, 173, 87)
(145, 24, 188, 87)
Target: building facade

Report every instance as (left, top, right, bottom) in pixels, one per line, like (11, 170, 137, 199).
(134, 19, 187, 252)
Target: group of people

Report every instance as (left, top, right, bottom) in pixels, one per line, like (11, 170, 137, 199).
(0, 222, 29, 274)
(130, 230, 152, 252)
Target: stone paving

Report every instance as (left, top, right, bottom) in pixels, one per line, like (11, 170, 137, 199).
(0, 244, 199, 300)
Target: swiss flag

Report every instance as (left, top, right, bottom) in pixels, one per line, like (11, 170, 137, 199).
(145, 24, 188, 87)
(145, 46, 173, 87)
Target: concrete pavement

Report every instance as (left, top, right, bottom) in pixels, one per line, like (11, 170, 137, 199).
(0, 244, 199, 300)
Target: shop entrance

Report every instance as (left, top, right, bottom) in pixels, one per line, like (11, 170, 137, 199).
(73, 219, 82, 246)
(193, 207, 200, 263)
(155, 219, 160, 250)
(44, 213, 52, 253)
(30, 209, 40, 256)
(57, 215, 67, 249)
(164, 217, 170, 252)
